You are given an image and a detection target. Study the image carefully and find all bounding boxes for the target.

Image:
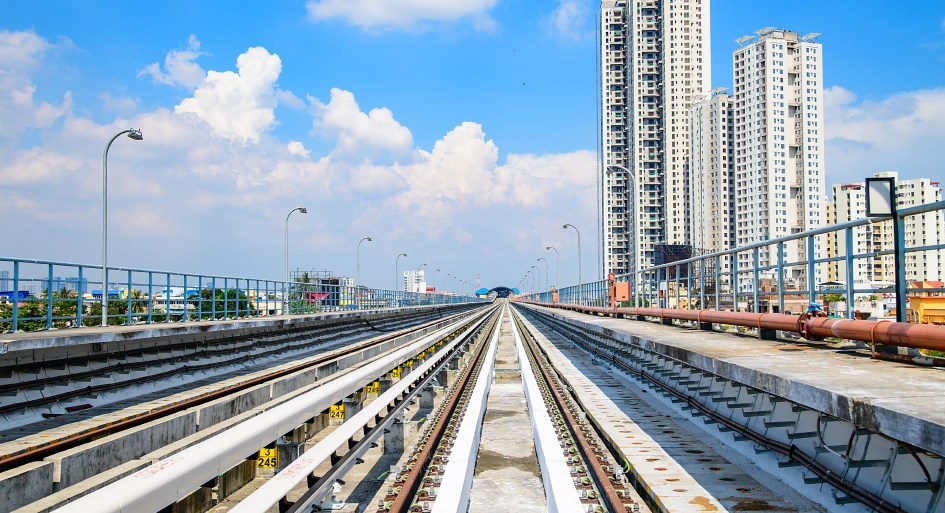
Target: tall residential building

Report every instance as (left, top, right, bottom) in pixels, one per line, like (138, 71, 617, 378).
(732, 28, 825, 288)
(827, 172, 944, 286)
(599, 0, 711, 277)
(403, 270, 426, 294)
(688, 90, 735, 255)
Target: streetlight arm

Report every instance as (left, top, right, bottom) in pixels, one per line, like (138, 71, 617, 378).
(102, 128, 142, 327)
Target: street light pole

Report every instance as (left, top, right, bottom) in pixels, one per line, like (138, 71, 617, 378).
(431, 269, 439, 304)
(546, 246, 559, 291)
(102, 128, 143, 327)
(443, 273, 450, 297)
(357, 236, 372, 294)
(395, 253, 407, 292)
(537, 258, 549, 292)
(608, 164, 638, 303)
(531, 265, 541, 293)
(563, 224, 582, 301)
(284, 207, 308, 315)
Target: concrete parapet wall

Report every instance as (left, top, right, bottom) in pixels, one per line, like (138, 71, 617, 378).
(196, 384, 271, 430)
(13, 459, 149, 513)
(44, 411, 196, 489)
(0, 461, 53, 513)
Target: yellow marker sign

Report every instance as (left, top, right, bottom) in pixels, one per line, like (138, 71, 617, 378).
(257, 447, 278, 468)
(392, 367, 402, 378)
(329, 403, 346, 420)
(418, 351, 426, 359)
(366, 381, 380, 395)
(404, 360, 414, 367)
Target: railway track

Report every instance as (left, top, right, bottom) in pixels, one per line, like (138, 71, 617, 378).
(0, 305, 493, 513)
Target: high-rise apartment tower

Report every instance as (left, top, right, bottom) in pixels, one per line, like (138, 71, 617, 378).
(598, 0, 711, 277)
(732, 28, 824, 288)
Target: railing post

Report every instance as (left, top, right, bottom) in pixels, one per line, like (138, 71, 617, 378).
(732, 252, 739, 312)
(777, 241, 785, 314)
(223, 278, 229, 319)
(147, 272, 153, 324)
(752, 247, 760, 314)
(76, 266, 83, 328)
(714, 255, 720, 310)
(807, 235, 817, 306)
(200, 276, 206, 320)
(845, 226, 855, 319)
(211, 277, 216, 320)
(894, 213, 908, 324)
(11, 261, 19, 332)
(46, 264, 53, 330)
(675, 263, 681, 309)
(127, 270, 133, 325)
(165, 274, 171, 323)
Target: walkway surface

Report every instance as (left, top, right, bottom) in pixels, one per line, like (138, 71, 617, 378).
(468, 312, 546, 512)
(523, 304, 945, 456)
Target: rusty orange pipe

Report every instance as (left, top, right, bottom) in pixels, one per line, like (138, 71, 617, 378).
(524, 302, 945, 352)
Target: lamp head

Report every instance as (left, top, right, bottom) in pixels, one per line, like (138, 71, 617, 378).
(127, 128, 143, 141)
(562, 224, 568, 229)
(298, 207, 308, 214)
(366, 237, 372, 242)
(546, 246, 552, 250)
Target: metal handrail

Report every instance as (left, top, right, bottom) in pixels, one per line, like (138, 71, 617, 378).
(535, 200, 945, 322)
(0, 257, 487, 333)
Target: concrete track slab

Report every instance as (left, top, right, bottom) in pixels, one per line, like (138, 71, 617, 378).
(518, 310, 828, 513)
(468, 314, 546, 513)
(526, 305, 945, 456)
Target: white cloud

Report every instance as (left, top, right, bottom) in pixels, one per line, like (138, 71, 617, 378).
(0, 29, 54, 70)
(305, 0, 498, 31)
(287, 141, 311, 157)
(309, 88, 414, 158)
(98, 92, 139, 114)
(137, 35, 206, 89)
(549, 0, 590, 40)
(175, 46, 282, 143)
(825, 85, 945, 187)
(0, 147, 85, 183)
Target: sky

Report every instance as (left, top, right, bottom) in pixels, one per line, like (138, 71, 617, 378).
(2, 0, 944, 291)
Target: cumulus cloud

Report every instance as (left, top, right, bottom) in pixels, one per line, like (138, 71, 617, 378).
(0, 31, 72, 145)
(825, 85, 945, 186)
(3, 31, 597, 286)
(0, 29, 54, 70)
(309, 88, 414, 158)
(137, 35, 206, 89)
(287, 141, 311, 157)
(548, 0, 591, 40)
(305, 0, 498, 31)
(175, 46, 282, 143)
(98, 92, 139, 114)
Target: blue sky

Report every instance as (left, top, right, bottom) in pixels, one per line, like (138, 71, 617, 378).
(2, 0, 944, 291)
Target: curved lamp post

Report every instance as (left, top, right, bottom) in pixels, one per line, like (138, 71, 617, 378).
(563, 223, 582, 303)
(537, 257, 549, 293)
(546, 246, 559, 291)
(531, 265, 541, 293)
(102, 128, 143, 326)
(608, 164, 638, 301)
(357, 237, 372, 295)
(284, 207, 308, 315)
(395, 252, 407, 291)
(431, 269, 440, 304)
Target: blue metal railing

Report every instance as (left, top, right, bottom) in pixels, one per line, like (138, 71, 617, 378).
(535, 200, 945, 319)
(0, 258, 487, 333)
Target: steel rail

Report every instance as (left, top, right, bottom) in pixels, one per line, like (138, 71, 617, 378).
(525, 301, 945, 352)
(230, 306, 499, 513)
(0, 310, 443, 413)
(387, 305, 498, 513)
(514, 308, 630, 513)
(57, 307, 494, 513)
(517, 305, 907, 513)
(0, 307, 485, 474)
